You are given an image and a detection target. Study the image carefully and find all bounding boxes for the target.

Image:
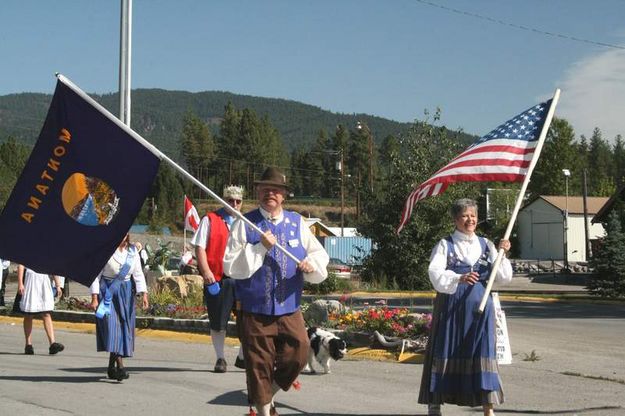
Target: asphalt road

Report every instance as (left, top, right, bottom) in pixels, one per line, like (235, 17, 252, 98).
(1, 300, 624, 416)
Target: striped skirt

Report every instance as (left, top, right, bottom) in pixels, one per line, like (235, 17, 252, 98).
(95, 279, 135, 357)
(418, 290, 504, 407)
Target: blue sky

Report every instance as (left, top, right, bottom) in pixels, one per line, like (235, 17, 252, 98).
(2, 0, 625, 141)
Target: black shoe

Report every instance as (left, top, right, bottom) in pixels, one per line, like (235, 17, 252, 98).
(49, 342, 64, 355)
(107, 366, 117, 380)
(24, 345, 34, 355)
(116, 367, 129, 381)
(214, 358, 227, 373)
(234, 356, 246, 369)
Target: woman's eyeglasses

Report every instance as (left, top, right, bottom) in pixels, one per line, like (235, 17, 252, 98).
(227, 199, 242, 205)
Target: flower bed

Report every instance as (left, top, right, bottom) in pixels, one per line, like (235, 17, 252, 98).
(330, 306, 431, 339)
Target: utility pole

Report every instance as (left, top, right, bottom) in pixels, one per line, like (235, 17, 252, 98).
(583, 169, 592, 260)
(562, 169, 571, 272)
(357, 121, 374, 192)
(340, 150, 345, 237)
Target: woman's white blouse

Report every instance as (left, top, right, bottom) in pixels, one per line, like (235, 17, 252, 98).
(428, 230, 512, 294)
(90, 247, 147, 294)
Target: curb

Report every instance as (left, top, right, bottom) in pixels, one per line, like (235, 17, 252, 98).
(0, 308, 420, 364)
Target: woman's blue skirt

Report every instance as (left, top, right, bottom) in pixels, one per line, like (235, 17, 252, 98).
(419, 281, 503, 406)
(95, 279, 135, 357)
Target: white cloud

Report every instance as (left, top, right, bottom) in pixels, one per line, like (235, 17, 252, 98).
(557, 48, 625, 142)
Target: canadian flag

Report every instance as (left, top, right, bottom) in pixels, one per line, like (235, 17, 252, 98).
(184, 195, 200, 232)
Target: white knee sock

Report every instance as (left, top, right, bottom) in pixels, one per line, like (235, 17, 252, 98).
(256, 403, 271, 416)
(211, 330, 226, 360)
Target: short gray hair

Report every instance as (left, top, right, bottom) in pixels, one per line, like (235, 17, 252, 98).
(450, 198, 478, 219)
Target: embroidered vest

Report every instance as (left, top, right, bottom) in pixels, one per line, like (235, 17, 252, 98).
(235, 209, 307, 316)
(445, 235, 491, 281)
(205, 209, 231, 282)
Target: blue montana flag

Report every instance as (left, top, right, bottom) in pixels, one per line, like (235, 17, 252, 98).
(0, 79, 160, 286)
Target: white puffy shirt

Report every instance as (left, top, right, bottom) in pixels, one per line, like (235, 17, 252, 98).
(90, 247, 147, 294)
(428, 230, 512, 294)
(223, 207, 329, 284)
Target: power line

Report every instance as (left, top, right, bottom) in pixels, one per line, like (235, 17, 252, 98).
(415, 0, 625, 50)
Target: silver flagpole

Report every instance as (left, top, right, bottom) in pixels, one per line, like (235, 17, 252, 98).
(55, 73, 302, 265)
(119, 0, 132, 126)
(478, 89, 561, 313)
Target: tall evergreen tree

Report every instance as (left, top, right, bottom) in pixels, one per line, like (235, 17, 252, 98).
(379, 134, 399, 181)
(530, 118, 580, 196)
(145, 163, 186, 228)
(305, 129, 332, 197)
(330, 125, 350, 198)
(216, 103, 288, 191)
(587, 128, 615, 196)
(588, 211, 625, 298)
(0, 137, 31, 208)
(289, 148, 306, 197)
(180, 110, 216, 192)
(612, 135, 625, 188)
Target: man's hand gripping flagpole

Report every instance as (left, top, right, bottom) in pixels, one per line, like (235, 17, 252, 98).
(478, 89, 561, 313)
(56, 73, 302, 266)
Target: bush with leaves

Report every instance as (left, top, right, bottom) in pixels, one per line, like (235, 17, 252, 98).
(588, 211, 625, 298)
(304, 272, 354, 295)
(357, 110, 479, 290)
(146, 239, 175, 274)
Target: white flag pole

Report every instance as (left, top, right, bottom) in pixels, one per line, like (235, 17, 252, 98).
(478, 89, 561, 313)
(56, 73, 302, 265)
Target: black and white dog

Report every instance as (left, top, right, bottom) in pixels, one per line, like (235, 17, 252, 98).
(304, 327, 348, 374)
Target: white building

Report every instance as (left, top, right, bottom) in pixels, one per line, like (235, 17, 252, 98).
(517, 196, 608, 262)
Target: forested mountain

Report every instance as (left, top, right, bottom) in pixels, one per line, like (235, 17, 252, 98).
(0, 88, 475, 159)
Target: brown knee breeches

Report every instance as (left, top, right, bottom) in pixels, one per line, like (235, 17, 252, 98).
(239, 310, 309, 406)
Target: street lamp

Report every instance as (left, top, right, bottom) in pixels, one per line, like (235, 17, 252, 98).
(337, 150, 345, 237)
(357, 121, 374, 192)
(562, 169, 570, 272)
(321, 147, 345, 237)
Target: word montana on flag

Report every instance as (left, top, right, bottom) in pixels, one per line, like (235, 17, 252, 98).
(0, 77, 160, 286)
(397, 99, 553, 233)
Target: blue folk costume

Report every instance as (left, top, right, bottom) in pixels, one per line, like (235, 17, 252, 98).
(235, 209, 307, 315)
(90, 246, 147, 357)
(225, 206, 329, 410)
(419, 232, 510, 407)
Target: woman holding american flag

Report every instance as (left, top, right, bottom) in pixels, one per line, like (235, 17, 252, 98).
(418, 198, 512, 416)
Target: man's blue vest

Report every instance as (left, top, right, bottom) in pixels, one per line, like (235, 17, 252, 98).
(235, 209, 307, 316)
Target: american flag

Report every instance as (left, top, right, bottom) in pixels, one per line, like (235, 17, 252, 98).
(397, 99, 553, 233)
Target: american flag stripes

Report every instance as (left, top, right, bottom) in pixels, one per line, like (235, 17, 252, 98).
(397, 99, 553, 233)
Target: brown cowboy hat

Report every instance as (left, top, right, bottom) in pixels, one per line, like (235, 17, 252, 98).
(254, 167, 289, 190)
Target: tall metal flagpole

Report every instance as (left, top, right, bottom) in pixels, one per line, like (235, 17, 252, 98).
(478, 89, 561, 313)
(119, 0, 132, 126)
(55, 74, 302, 266)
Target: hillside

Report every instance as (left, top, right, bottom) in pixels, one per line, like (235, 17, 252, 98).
(0, 89, 475, 159)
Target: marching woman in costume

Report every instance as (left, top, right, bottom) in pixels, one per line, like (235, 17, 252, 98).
(17, 264, 64, 355)
(418, 199, 512, 416)
(90, 234, 148, 381)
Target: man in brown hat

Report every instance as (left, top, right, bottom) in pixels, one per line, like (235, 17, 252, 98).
(224, 167, 329, 416)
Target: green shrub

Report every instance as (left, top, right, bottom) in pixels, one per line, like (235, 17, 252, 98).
(305, 272, 354, 294)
